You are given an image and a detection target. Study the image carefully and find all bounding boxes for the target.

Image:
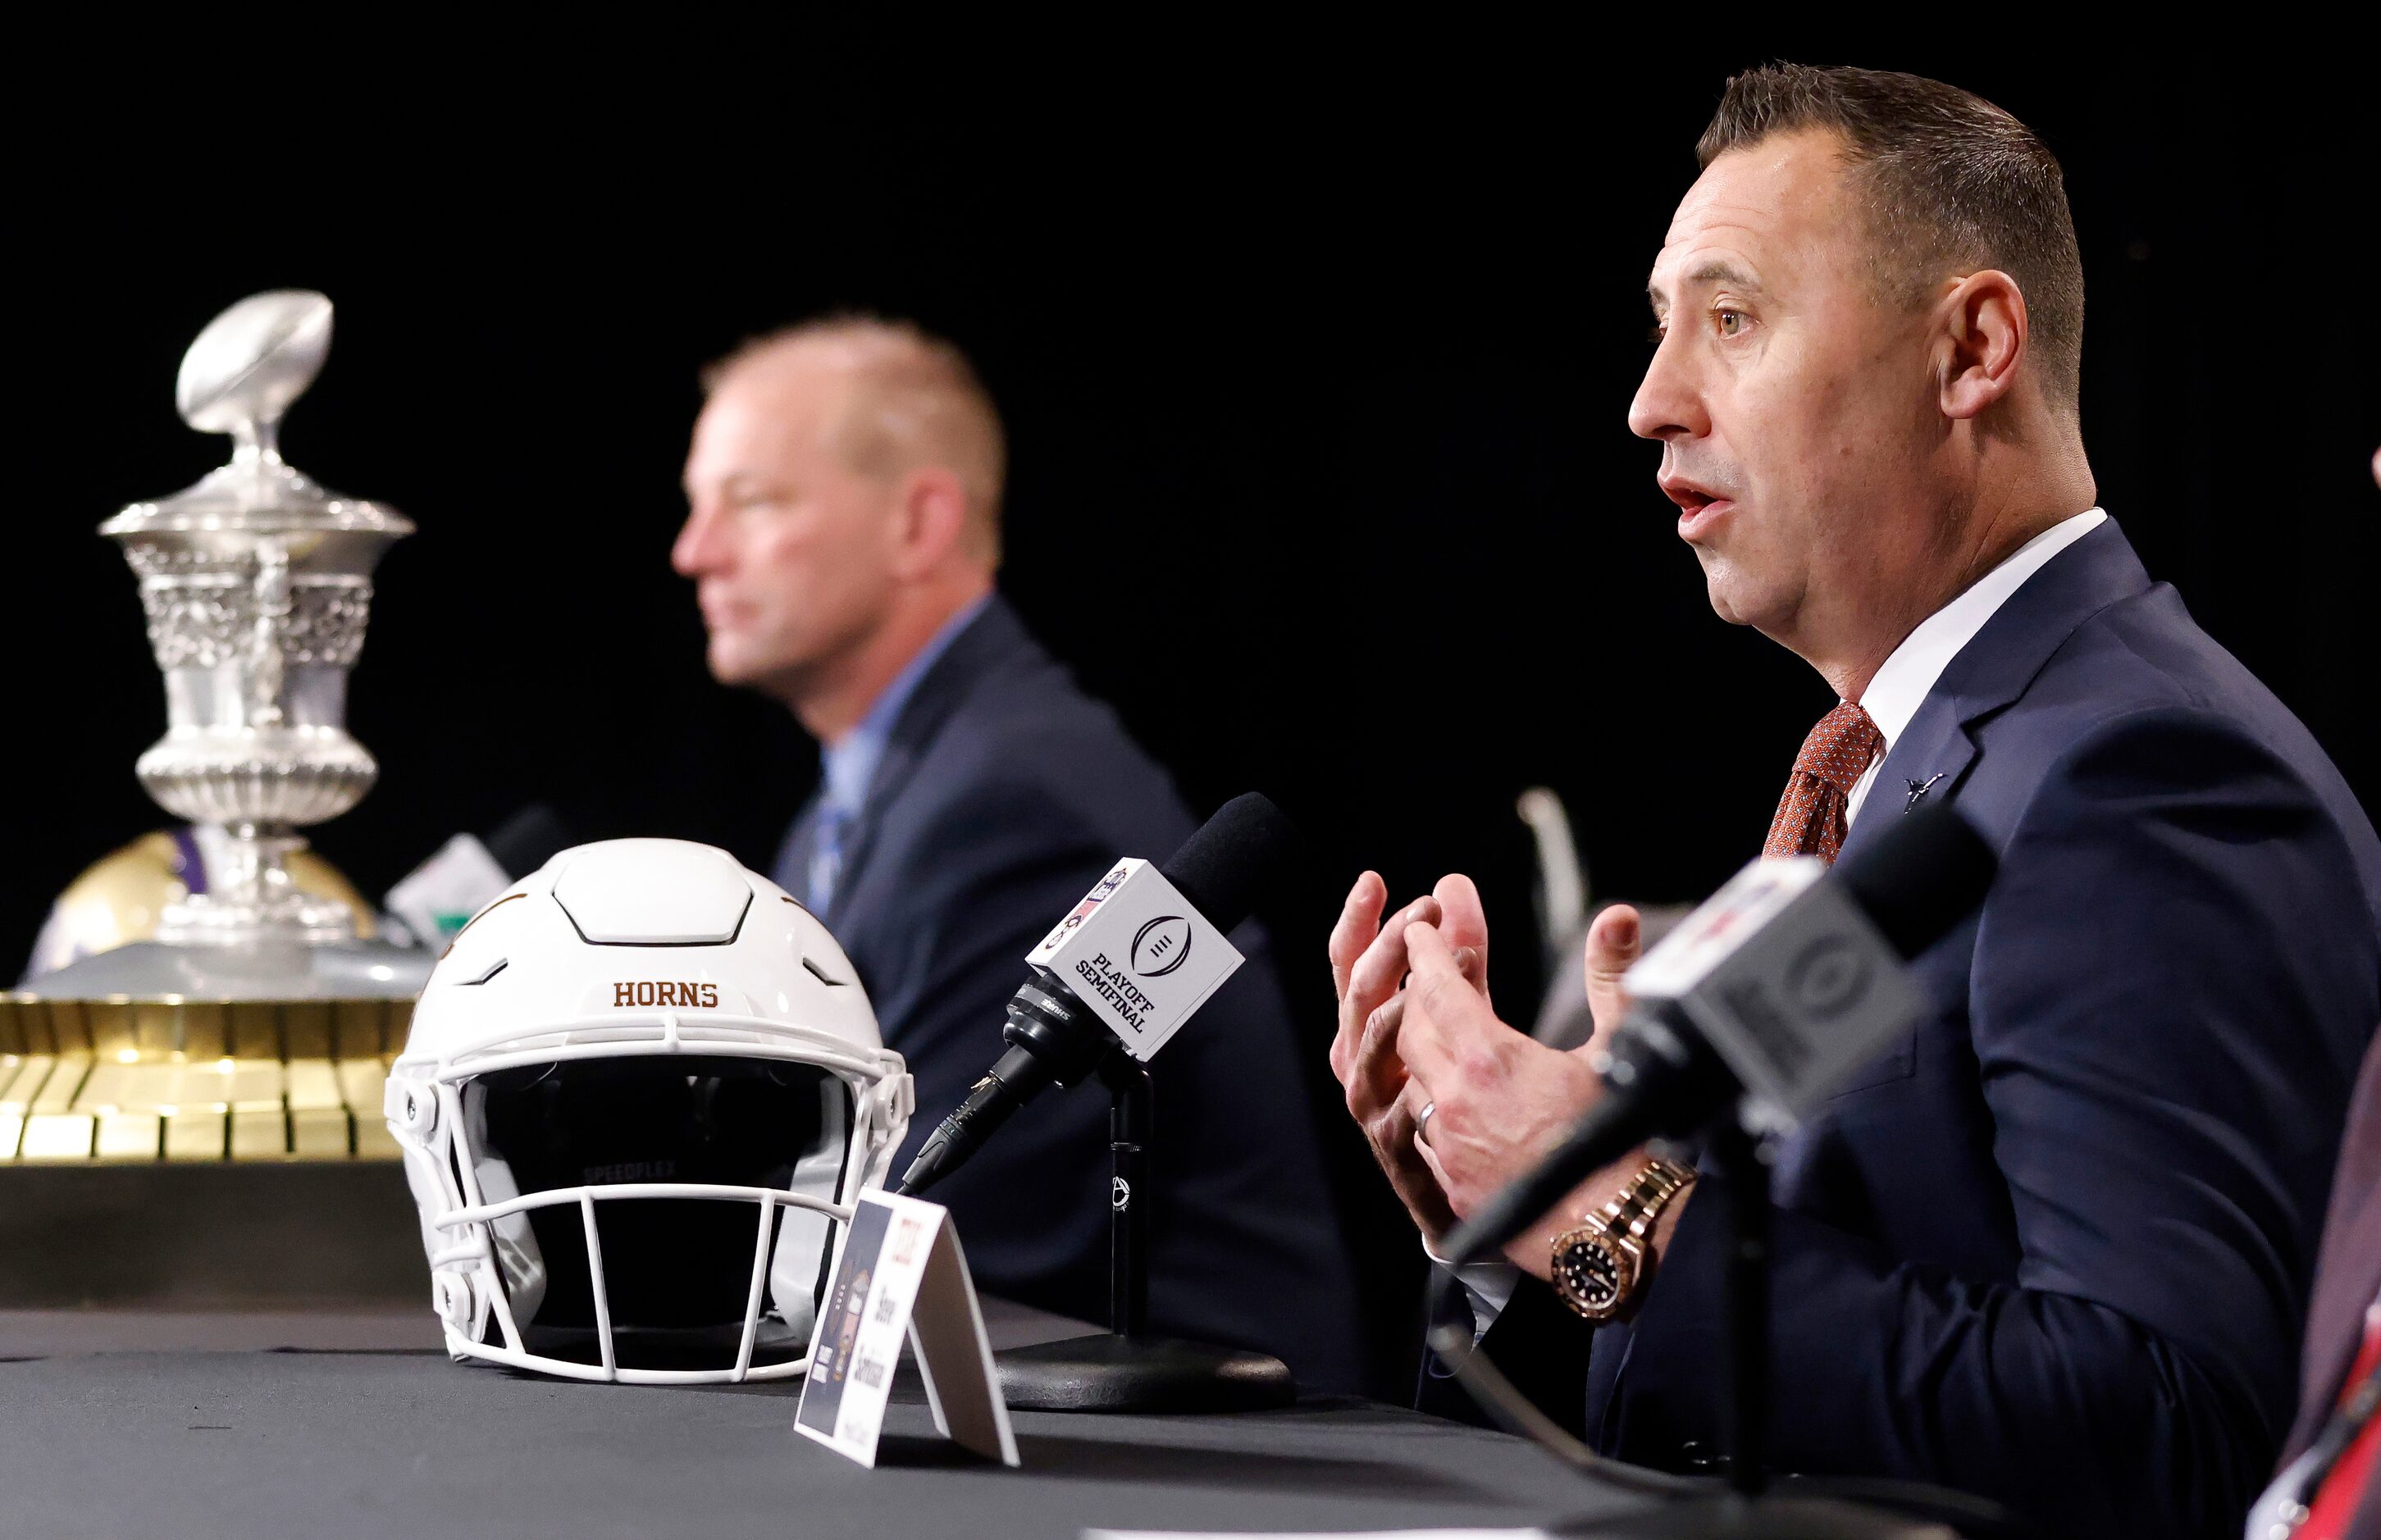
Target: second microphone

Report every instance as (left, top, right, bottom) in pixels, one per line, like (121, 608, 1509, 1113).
(898, 792, 1299, 1196)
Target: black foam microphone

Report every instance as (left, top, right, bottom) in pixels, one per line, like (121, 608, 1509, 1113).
(898, 793, 1298, 1196)
(482, 804, 577, 879)
(1439, 804, 1996, 1269)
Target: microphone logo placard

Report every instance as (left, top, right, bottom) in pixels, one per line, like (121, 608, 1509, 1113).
(1129, 915, 1193, 977)
(1025, 859, 1246, 1061)
(1786, 935, 1872, 1016)
(1667, 866, 1926, 1126)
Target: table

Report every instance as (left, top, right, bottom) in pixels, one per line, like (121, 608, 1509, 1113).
(0, 1303, 1658, 1539)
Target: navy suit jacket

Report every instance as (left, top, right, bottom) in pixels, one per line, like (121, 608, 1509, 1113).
(1472, 520, 2381, 1538)
(778, 595, 1362, 1391)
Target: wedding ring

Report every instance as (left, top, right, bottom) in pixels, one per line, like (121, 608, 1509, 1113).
(1416, 1101, 1437, 1142)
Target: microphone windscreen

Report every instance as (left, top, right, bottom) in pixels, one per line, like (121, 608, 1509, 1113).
(485, 804, 577, 880)
(1836, 804, 1996, 959)
(1158, 793, 1300, 933)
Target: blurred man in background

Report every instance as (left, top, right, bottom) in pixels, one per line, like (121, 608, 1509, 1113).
(1330, 66, 2381, 1536)
(673, 317, 1359, 1389)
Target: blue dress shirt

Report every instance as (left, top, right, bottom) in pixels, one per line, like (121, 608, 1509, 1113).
(806, 595, 992, 912)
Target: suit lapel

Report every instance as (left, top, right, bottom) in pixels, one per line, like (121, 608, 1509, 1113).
(1840, 700, 1979, 863)
(819, 595, 1035, 931)
(1838, 517, 2152, 864)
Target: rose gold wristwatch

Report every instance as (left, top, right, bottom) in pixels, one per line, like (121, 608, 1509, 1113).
(1549, 1157, 1698, 1321)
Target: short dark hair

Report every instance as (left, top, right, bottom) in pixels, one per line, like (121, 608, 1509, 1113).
(1699, 64, 2084, 408)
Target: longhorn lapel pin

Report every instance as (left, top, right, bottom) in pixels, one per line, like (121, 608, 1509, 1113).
(1904, 773, 1946, 813)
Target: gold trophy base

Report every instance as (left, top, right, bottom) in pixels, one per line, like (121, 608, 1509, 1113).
(0, 994, 408, 1166)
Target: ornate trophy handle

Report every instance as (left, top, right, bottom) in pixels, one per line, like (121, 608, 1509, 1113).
(249, 539, 291, 729)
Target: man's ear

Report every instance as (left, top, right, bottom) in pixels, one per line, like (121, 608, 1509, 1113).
(887, 466, 971, 581)
(1936, 270, 2028, 421)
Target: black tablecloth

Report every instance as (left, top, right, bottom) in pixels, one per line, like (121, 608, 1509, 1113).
(0, 1305, 1656, 1539)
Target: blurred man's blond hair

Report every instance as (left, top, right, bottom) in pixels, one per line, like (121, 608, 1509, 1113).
(704, 315, 1006, 567)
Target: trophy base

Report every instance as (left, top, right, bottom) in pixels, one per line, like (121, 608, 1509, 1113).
(23, 938, 435, 1002)
(0, 1160, 426, 1306)
(156, 891, 360, 949)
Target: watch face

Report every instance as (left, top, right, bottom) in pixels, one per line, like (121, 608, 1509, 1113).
(1556, 1234, 1631, 1317)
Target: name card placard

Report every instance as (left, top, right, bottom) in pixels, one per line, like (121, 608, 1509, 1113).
(794, 1190, 1018, 1469)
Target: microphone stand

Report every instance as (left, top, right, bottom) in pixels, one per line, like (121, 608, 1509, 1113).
(1707, 1116, 1771, 1500)
(992, 1047, 1297, 1412)
(1106, 1049, 1152, 1338)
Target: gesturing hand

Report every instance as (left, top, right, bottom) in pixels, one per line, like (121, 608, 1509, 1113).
(1327, 872, 1491, 1242)
(1398, 903, 1658, 1277)
(1580, 902, 1642, 1055)
(1326, 868, 1677, 1276)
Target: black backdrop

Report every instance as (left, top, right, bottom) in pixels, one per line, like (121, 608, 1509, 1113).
(14, 37, 2373, 1389)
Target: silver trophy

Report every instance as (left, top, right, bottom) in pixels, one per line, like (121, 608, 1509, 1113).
(30, 290, 432, 1000)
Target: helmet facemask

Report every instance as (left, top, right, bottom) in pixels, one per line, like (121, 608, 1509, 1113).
(391, 1019, 908, 1384)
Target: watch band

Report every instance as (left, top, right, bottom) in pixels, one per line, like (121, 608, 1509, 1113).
(1600, 1156, 1696, 1247)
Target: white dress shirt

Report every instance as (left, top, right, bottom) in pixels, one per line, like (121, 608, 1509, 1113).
(1430, 507, 2108, 1339)
(1843, 508, 2105, 822)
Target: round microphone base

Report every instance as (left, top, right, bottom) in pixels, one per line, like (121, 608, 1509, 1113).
(995, 1332, 1294, 1413)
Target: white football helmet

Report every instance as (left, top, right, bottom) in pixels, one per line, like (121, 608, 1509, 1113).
(385, 838, 910, 1384)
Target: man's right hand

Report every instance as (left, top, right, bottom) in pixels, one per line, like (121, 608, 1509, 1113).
(1580, 902, 1642, 1055)
(1328, 872, 1489, 1242)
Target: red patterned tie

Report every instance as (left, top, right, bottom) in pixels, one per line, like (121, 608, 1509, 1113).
(1763, 700, 1885, 864)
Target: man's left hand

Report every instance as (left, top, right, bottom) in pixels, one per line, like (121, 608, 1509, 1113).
(1400, 915, 1690, 1279)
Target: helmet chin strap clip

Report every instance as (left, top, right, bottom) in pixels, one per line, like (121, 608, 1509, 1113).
(385, 1074, 437, 1137)
(431, 1269, 476, 1334)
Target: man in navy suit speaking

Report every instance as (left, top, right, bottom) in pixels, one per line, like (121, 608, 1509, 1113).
(1328, 66, 2381, 1534)
(673, 317, 1359, 1390)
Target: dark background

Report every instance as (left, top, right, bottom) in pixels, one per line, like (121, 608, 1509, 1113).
(14, 39, 2373, 1390)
